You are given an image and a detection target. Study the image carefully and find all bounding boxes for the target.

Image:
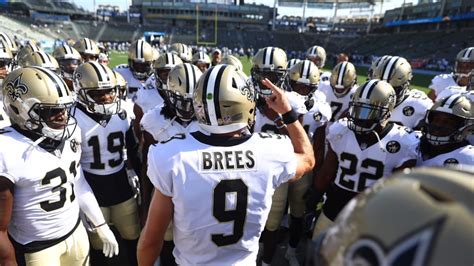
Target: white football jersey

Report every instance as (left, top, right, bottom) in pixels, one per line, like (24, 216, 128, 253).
(75, 106, 131, 175)
(120, 99, 135, 120)
(0, 128, 82, 245)
(318, 82, 357, 122)
(435, 85, 467, 101)
(0, 101, 10, 128)
(141, 105, 199, 142)
(429, 73, 457, 97)
(114, 65, 146, 102)
(390, 89, 433, 129)
(320, 71, 331, 85)
(417, 145, 474, 168)
(329, 119, 419, 193)
(301, 96, 332, 140)
(135, 84, 164, 114)
(147, 131, 297, 265)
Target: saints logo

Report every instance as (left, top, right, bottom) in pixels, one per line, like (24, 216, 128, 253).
(344, 218, 444, 266)
(70, 138, 79, 153)
(386, 140, 401, 153)
(403, 106, 415, 116)
(5, 74, 28, 101)
(313, 111, 322, 122)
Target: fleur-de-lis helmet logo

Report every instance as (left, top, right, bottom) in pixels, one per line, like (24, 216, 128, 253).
(5, 73, 28, 101)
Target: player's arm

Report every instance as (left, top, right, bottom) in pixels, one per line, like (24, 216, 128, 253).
(137, 188, 173, 266)
(0, 177, 16, 266)
(262, 78, 315, 180)
(427, 89, 437, 102)
(138, 130, 157, 227)
(132, 104, 144, 143)
(312, 125, 327, 174)
(393, 159, 417, 172)
(74, 169, 119, 258)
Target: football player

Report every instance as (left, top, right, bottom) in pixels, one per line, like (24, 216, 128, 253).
(140, 63, 202, 266)
(138, 65, 315, 265)
(373, 56, 433, 130)
(133, 52, 182, 141)
(282, 60, 332, 266)
(0, 32, 18, 58)
(73, 38, 100, 63)
(20, 51, 60, 74)
(251, 46, 291, 265)
(114, 39, 155, 102)
(309, 167, 474, 266)
(309, 80, 419, 239)
(0, 42, 13, 128)
(418, 93, 473, 168)
(192, 51, 211, 72)
(169, 43, 192, 63)
(14, 41, 41, 68)
(306, 45, 330, 83)
(53, 44, 82, 91)
(429, 47, 473, 101)
(318, 61, 358, 122)
(73, 62, 140, 265)
(0, 67, 118, 266)
(219, 54, 244, 72)
(287, 58, 301, 69)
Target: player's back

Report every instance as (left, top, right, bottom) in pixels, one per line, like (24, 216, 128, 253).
(147, 130, 297, 265)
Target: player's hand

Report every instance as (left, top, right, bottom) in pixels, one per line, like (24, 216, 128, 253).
(261, 78, 292, 115)
(127, 168, 141, 205)
(96, 224, 119, 258)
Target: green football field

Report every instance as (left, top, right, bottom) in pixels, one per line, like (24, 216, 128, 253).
(109, 51, 432, 94)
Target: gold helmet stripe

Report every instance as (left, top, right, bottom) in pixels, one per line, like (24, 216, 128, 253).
(203, 65, 226, 125)
(360, 79, 379, 100)
(0, 33, 12, 49)
(263, 47, 274, 66)
(37, 51, 51, 65)
(337, 62, 348, 86)
(382, 56, 400, 81)
(89, 61, 109, 82)
(462, 47, 474, 60)
(184, 63, 196, 95)
(84, 38, 92, 51)
(136, 39, 144, 60)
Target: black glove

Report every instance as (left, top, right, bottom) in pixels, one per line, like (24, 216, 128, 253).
(303, 187, 325, 212)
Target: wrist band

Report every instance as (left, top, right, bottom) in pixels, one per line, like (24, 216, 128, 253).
(273, 115, 283, 123)
(282, 108, 298, 125)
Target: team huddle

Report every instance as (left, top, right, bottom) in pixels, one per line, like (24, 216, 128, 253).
(0, 34, 472, 266)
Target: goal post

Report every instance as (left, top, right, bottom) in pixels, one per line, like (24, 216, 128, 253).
(196, 4, 218, 46)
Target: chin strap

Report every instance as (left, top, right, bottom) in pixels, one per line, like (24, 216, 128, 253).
(372, 129, 386, 153)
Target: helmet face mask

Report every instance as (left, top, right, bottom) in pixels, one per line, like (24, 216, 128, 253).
(167, 91, 194, 121)
(29, 101, 77, 141)
(74, 61, 120, 116)
(348, 102, 390, 133)
(130, 60, 152, 80)
(348, 80, 396, 134)
(165, 63, 202, 121)
(331, 61, 357, 98)
(251, 47, 288, 96)
(454, 47, 474, 86)
(78, 86, 120, 116)
(251, 67, 286, 96)
(58, 58, 80, 80)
